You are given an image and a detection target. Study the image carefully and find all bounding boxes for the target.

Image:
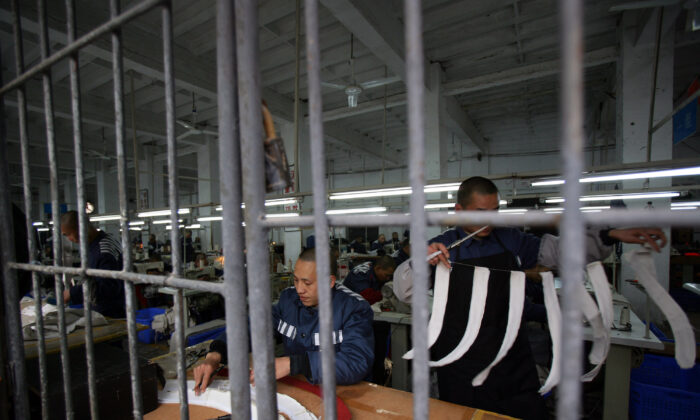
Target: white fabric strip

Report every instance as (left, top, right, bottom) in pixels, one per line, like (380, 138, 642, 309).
(426, 266, 490, 367)
(574, 276, 609, 366)
(472, 270, 526, 386)
(403, 262, 451, 360)
(538, 271, 561, 395)
(586, 262, 614, 329)
(623, 249, 696, 368)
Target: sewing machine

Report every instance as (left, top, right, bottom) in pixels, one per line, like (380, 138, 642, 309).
(134, 261, 165, 274)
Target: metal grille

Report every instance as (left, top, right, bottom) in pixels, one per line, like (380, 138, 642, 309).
(0, 1, 696, 419)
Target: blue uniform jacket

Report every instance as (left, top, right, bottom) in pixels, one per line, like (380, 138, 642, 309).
(69, 231, 125, 318)
(342, 262, 380, 293)
(431, 227, 540, 269)
(213, 284, 374, 385)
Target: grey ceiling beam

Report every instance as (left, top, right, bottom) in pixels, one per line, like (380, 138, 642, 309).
(443, 95, 488, 153)
(262, 87, 400, 165)
(322, 92, 406, 122)
(442, 47, 618, 96)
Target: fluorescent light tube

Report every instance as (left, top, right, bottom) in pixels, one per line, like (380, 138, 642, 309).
(265, 198, 298, 206)
(37, 228, 49, 232)
(32, 221, 43, 226)
(671, 206, 697, 210)
(265, 213, 300, 218)
(545, 192, 679, 203)
(215, 206, 222, 211)
(153, 219, 182, 224)
(425, 203, 455, 209)
(185, 224, 201, 229)
(532, 166, 700, 186)
(198, 216, 223, 222)
(498, 208, 528, 213)
(326, 207, 387, 215)
(129, 221, 145, 226)
(671, 201, 700, 207)
(138, 208, 190, 217)
(89, 215, 121, 222)
(165, 224, 185, 230)
(581, 206, 610, 210)
(544, 207, 564, 212)
(128, 227, 142, 231)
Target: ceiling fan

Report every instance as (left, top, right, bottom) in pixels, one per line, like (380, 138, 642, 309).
(321, 34, 401, 108)
(176, 93, 217, 140)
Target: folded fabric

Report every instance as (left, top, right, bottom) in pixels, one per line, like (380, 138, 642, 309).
(22, 307, 108, 340)
(623, 249, 696, 368)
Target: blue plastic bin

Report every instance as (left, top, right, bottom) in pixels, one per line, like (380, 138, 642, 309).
(186, 326, 225, 347)
(136, 307, 167, 344)
(629, 354, 700, 420)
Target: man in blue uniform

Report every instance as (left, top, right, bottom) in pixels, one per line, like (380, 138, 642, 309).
(391, 239, 411, 267)
(347, 236, 367, 254)
(193, 248, 374, 394)
(342, 256, 396, 305)
(60, 211, 125, 318)
(394, 176, 667, 420)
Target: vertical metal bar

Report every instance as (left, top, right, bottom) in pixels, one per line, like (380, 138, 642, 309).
(646, 7, 663, 163)
(557, 0, 585, 418)
(303, 1, 336, 418)
(64, 1, 99, 418)
(216, 1, 251, 415)
(161, 2, 188, 418)
(404, 1, 429, 418)
(37, 0, 74, 417)
(0, 39, 30, 420)
(234, 0, 278, 417)
(11, 1, 49, 417)
(110, 1, 143, 418)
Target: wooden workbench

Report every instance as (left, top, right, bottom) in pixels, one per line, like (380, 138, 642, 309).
(24, 319, 147, 359)
(145, 377, 513, 419)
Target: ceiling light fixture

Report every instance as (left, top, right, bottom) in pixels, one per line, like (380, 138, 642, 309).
(138, 208, 190, 218)
(153, 219, 183, 225)
(198, 216, 224, 222)
(671, 201, 700, 207)
(671, 206, 698, 211)
(37, 227, 50, 232)
(129, 221, 145, 226)
(89, 214, 122, 222)
(532, 166, 700, 186)
(32, 221, 43, 226)
(545, 191, 680, 203)
(326, 207, 387, 215)
(265, 213, 301, 218)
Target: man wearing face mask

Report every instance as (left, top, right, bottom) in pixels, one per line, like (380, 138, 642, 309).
(193, 248, 374, 394)
(393, 176, 667, 419)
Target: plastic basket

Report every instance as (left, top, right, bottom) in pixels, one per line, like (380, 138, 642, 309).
(631, 354, 700, 392)
(136, 307, 167, 344)
(186, 326, 225, 347)
(629, 380, 700, 420)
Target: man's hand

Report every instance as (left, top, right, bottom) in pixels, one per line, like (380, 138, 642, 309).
(427, 242, 450, 268)
(63, 289, 71, 303)
(609, 228, 667, 253)
(193, 352, 222, 395)
(249, 357, 291, 386)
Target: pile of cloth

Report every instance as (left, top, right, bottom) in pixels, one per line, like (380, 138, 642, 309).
(20, 296, 108, 340)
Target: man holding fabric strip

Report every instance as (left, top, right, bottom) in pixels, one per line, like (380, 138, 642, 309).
(193, 247, 374, 395)
(393, 176, 666, 420)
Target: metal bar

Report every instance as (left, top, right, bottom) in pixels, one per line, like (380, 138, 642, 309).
(0, 0, 165, 97)
(557, 0, 585, 418)
(9, 264, 226, 293)
(37, 0, 74, 417)
(65, 1, 99, 417)
(235, 0, 278, 416)
(161, 3, 189, 417)
(303, 1, 336, 418)
(0, 37, 30, 420)
(11, 0, 49, 417)
(216, 0, 251, 416)
(404, 0, 429, 418)
(651, 88, 700, 134)
(646, 7, 663, 162)
(108, 0, 143, 417)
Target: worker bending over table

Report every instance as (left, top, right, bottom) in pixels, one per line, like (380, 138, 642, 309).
(342, 255, 396, 305)
(394, 176, 667, 420)
(193, 248, 374, 394)
(60, 210, 126, 318)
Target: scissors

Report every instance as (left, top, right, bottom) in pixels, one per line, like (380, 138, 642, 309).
(426, 225, 489, 262)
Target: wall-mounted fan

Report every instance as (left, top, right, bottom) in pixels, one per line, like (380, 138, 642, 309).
(321, 34, 400, 108)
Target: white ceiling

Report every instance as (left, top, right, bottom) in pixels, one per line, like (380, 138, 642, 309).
(1, 0, 699, 202)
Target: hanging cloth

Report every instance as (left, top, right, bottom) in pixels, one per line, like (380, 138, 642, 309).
(623, 248, 696, 368)
(538, 271, 561, 395)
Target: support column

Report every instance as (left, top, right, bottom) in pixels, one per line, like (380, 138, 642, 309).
(197, 140, 220, 251)
(63, 178, 77, 211)
(617, 8, 675, 322)
(425, 63, 449, 181)
(96, 162, 119, 214)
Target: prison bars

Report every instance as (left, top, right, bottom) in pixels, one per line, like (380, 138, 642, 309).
(0, 0, 697, 419)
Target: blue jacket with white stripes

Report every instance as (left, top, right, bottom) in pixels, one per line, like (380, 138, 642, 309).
(211, 284, 374, 385)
